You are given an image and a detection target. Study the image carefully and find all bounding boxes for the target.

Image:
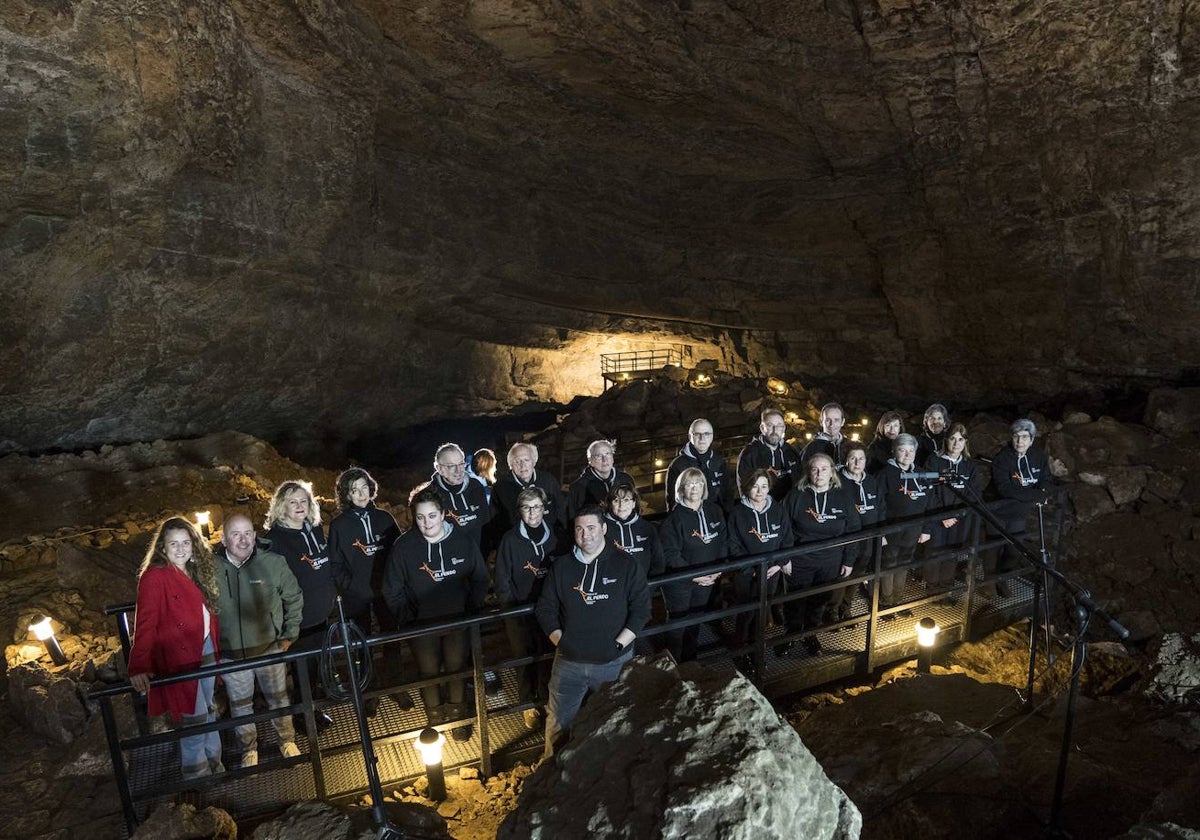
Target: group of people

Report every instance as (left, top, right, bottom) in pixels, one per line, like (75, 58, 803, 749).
(126, 403, 1051, 774)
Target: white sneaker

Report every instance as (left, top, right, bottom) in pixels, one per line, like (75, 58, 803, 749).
(240, 748, 258, 768)
(280, 741, 300, 759)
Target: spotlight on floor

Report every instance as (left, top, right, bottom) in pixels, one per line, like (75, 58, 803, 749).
(29, 615, 67, 666)
(916, 617, 940, 674)
(415, 727, 447, 801)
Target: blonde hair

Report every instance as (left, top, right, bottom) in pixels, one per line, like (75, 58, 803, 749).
(798, 453, 843, 491)
(139, 517, 220, 610)
(265, 480, 320, 529)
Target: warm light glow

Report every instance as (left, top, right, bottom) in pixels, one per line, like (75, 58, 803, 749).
(861, 418, 869, 426)
(692, 372, 712, 387)
(850, 432, 861, 442)
(29, 616, 55, 641)
(194, 511, 211, 527)
(415, 728, 445, 766)
(767, 377, 788, 395)
(654, 458, 663, 467)
(785, 411, 801, 425)
(916, 617, 940, 647)
(805, 432, 813, 440)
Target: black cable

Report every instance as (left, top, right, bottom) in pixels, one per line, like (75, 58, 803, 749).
(318, 618, 373, 700)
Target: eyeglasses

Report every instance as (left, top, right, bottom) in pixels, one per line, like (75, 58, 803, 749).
(439, 461, 466, 470)
(519, 504, 544, 512)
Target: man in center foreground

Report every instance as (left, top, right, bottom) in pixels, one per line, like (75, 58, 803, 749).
(535, 505, 650, 758)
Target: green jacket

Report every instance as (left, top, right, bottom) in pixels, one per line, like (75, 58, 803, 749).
(215, 545, 304, 659)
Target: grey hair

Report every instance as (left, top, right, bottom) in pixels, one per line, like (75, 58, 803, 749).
(507, 441, 539, 469)
(893, 433, 920, 453)
(674, 467, 709, 503)
(434, 442, 465, 467)
(924, 403, 949, 423)
(587, 439, 617, 459)
(1011, 418, 1037, 440)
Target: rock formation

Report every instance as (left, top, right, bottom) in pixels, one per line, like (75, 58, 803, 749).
(499, 654, 861, 840)
(4, 1, 1200, 453)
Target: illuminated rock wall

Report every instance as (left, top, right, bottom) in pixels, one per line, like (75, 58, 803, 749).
(3, 0, 1199, 451)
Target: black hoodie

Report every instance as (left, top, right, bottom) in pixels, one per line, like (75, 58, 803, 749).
(494, 521, 557, 606)
(660, 500, 729, 572)
(382, 524, 489, 623)
(665, 443, 733, 512)
(491, 469, 567, 537)
(535, 543, 650, 664)
(736, 435, 801, 501)
(328, 502, 400, 615)
(431, 473, 492, 549)
(784, 483, 861, 567)
(604, 510, 665, 577)
(267, 520, 334, 630)
(727, 495, 792, 569)
(567, 466, 635, 521)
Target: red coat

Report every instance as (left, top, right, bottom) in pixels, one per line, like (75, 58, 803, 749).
(127, 565, 220, 721)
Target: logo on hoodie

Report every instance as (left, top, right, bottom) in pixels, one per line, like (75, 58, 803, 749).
(572, 583, 610, 605)
(419, 562, 458, 583)
(301, 553, 329, 570)
(522, 559, 547, 578)
(749, 526, 780, 544)
(353, 539, 380, 556)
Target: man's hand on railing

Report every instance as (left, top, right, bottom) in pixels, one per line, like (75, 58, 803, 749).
(129, 672, 152, 694)
(942, 517, 958, 528)
(692, 573, 721, 586)
(918, 533, 931, 543)
(839, 565, 853, 578)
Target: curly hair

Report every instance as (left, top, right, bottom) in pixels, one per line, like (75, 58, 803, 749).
(335, 467, 377, 512)
(139, 516, 220, 611)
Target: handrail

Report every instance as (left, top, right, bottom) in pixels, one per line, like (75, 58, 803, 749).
(93, 483, 1068, 834)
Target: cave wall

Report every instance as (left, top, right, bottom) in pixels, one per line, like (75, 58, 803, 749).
(2, 0, 1198, 452)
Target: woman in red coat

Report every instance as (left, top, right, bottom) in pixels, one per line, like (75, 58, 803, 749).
(127, 517, 223, 779)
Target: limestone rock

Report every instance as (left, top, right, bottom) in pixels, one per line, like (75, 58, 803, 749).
(1146, 389, 1200, 437)
(252, 801, 353, 840)
(1146, 633, 1200, 704)
(498, 655, 861, 840)
(131, 802, 237, 840)
(7, 663, 89, 745)
(1113, 824, 1200, 840)
(1072, 484, 1116, 522)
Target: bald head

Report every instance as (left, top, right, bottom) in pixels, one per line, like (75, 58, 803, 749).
(688, 418, 714, 455)
(223, 514, 256, 564)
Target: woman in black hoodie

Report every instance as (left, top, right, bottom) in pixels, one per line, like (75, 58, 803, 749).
(266, 479, 336, 729)
(868, 411, 906, 475)
(923, 423, 985, 594)
(875, 434, 933, 612)
(327, 467, 401, 715)
(660, 468, 729, 662)
(727, 468, 793, 655)
(383, 487, 488, 740)
(494, 486, 557, 725)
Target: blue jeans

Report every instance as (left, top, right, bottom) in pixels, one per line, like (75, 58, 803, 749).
(180, 636, 221, 779)
(543, 647, 633, 758)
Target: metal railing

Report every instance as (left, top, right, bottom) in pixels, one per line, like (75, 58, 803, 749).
(91, 488, 1067, 835)
(599, 345, 686, 378)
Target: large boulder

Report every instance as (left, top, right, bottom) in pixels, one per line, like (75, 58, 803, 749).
(498, 655, 860, 840)
(131, 802, 237, 840)
(7, 663, 89, 744)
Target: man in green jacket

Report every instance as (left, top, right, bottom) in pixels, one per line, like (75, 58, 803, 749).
(216, 513, 304, 768)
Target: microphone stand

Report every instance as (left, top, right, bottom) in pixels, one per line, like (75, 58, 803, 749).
(939, 479, 1129, 839)
(329, 596, 407, 840)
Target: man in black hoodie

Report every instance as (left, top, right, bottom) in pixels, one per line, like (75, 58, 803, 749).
(736, 408, 801, 501)
(536, 506, 650, 758)
(800, 403, 850, 469)
(665, 418, 733, 512)
(430, 443, 492, 550)
(492, 442, 567, 539)
(567, 439, 634, 521)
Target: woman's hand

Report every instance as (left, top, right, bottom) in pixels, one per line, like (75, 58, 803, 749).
(130, 672, 153, 694)
(942, 518, 958, 529)
(692, 573, 720, 586)
(918, 533, 932, 544)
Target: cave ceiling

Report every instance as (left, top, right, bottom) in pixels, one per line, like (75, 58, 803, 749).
(1, 0, 1198, 452)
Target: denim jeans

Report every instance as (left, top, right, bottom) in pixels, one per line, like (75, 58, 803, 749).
(179, 636, 222, 778)
(543, 647, 633, 758)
